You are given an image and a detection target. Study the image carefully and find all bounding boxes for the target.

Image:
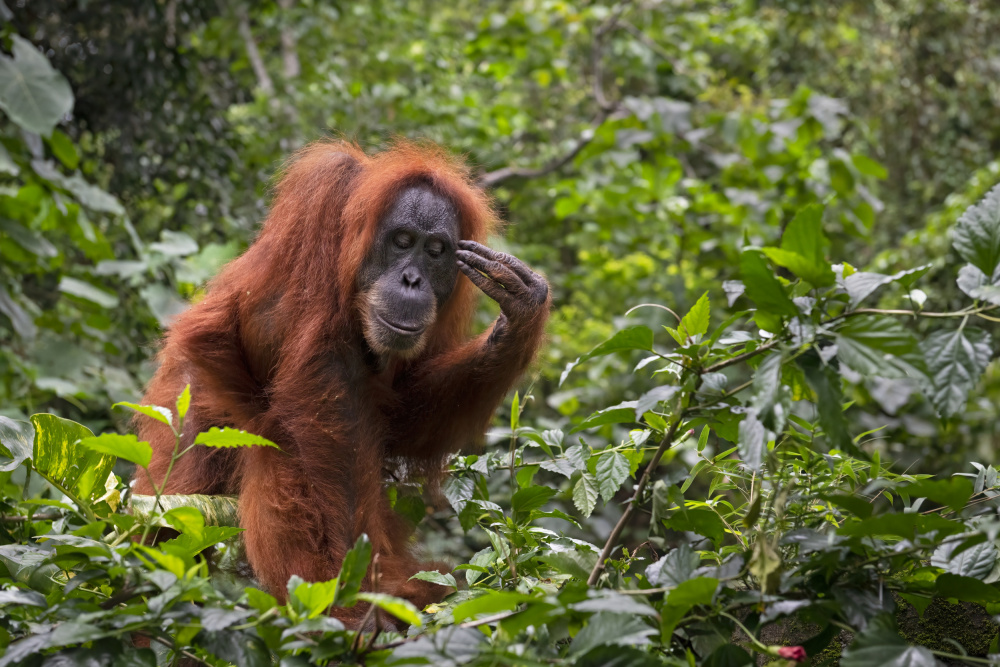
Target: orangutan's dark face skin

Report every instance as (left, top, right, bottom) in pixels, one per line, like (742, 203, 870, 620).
(357, 186, 460, 357)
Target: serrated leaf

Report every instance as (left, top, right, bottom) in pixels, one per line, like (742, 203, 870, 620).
(841, 615, 936, 667)
(568, 611, 655, 655)
(595, 451, 629, 502)
(834, 316, 927, 379)
(194, 426, 278, 449)
(560, 326, 654, 385)
(740, 250, 799, 319)
(646, 544, 699, 587)
(633, 386, 677, 420)
(921, 327, 992, 418)
(570, 401, 639, 433)
(953, 183, 1000, 276)
(78, 433, 152, 468)
(679, 292, 710, 339)
(0, 35, 74, 135)
(573, 474, 599, 517)
(843, 265, 931, 308)
(113, 401, 173, 427)
(932, 540, 997, 580)
(956, 263, 1000, 305)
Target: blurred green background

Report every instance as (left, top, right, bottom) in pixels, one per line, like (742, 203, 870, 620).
(2, 0, 999, 472)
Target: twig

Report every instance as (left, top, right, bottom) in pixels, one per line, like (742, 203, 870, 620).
(237, 7, 275, 96)
(1, 513, 59, 523)
(587, 415, 685, 585)
(477, 1, 632, 187)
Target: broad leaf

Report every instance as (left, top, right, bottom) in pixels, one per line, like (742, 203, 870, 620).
(646, 544, 699, 587)
(921, 327, 992, 418)
(952, 183, 1000, 276)
(0, 416, 33, 472)
(570, 401, 640, 433)
(355, 592, 423, 626)
(740, 250, 798, 318)
(595, 451, 629, 502)
(512, 486, 557, 515)
(30, 414, 114, 503)
(737, 412, 766, 472)
(573, 474, 599, 517)
(931, 540, 996, 580)
(568, 611, 655, 655)
(833, 316, 927, 379)
(78, 433, 152, 468)
(679, 292, 711, 339)
(841, 615, 936, 667)
(129, 494, 238, 526)
(0, 35, 74, 136)
(956, 263, 1000, 305)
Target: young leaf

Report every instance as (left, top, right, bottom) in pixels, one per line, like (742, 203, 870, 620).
(952, 183, 1000, 277)
(679, 292, 711, 339)
(740, 250, 798, 319)
(194, 427, 279, 449)
(921, 327, 992, 418)
(176, 385, 192, 421)
(78, 433, 152, 468)
(595, 451, 629, 502)
(113, 401, 173, 427)
(573, 473, 599, 517)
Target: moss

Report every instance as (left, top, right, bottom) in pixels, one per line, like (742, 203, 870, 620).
(895, 597, 998, 664)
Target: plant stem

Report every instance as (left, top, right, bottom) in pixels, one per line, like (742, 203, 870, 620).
(587, 413, 685, 585)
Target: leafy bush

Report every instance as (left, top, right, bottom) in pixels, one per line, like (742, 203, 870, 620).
(4, 186, 1000, 665)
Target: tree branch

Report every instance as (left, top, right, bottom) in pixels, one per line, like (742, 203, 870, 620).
(237, 7, 275, 96)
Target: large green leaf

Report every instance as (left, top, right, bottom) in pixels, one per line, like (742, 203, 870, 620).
(573, 473, 599, 517)
(843, 265, 931, 308)
(921, 327, 992, 418)
(841, 615, 935, 667)
(0, 35, 74, 136)
(560, 326, 654, 385)
(833, 316, 927, 379)
(30, 414, 114, 503)
(78, 433, 152, 468)
(568, 611, 655, 655)
(952, 183, 1000, 276)
(0, 416, 33, 472)
(129, 494, 239, 526)
(956, 263, 1000, 305)
(740, 250, 798, 319)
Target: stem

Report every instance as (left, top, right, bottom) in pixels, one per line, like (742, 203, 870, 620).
(139, 416, 184, 544)
(588, 415, 685, 585)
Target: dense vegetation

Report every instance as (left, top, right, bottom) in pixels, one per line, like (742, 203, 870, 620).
(3, 1, 1000, 664)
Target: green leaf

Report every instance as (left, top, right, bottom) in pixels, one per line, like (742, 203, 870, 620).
(679, 292, 710, 339)
(451, 591, 530, 623)
(59, 276, 119, 308)
(834, 316, 927, 379)
(570, 402, 640, 433)
(704, 644, 754, 667)
(900, 478, 973, 512)
(772, 203, 835, 286)
(78, 433, 152, 468)
(290, 578, 338, 618)
(0, 416, 33, 472)
(194, 426, 279, 449)
(952, 183, 1000, 276)
(512, 486, 557, 515)
(129, 494, 238, 527)
(0, 35, 74, 136)
(737, 412, 766, 472)
(560, 326, 654, 385)
(921, 327, 992, 418)
(662, 507, 726, 547)
(47, 129, 79, 169)
(799, 352, 855, 455)
(852, 154, 888, 180)
(838, 513, 965, 540)
(176, 385, 191, 420)
(843, 265, 931, 308)
(595, 451, 629, 502)
(666, 577, 718, 607)
(956, 263, 1000, 305)
(573, 473, 599, 517)
(568, 611, 656, 655)
(336, 534, 372, 603)
(113, 401, 173, 427)
(740, 250, 798, 320)
(934, 573, 1000, 603)
(932, 541, 997, 580)
(355, 592, 423, 625)
(30, 414, 114, 503)
(841, 615, 936, 667)
(646, 544, 699, 587)
(409, 570, 457, 588)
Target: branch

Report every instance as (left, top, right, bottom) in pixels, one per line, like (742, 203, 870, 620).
(236, 7, 275, 96)
(277, 0, 301, 80)
(588, 414, 686, 585)
(477, 1, 632, 188)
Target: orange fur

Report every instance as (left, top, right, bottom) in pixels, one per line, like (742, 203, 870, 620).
(132, 140, 547, 627)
